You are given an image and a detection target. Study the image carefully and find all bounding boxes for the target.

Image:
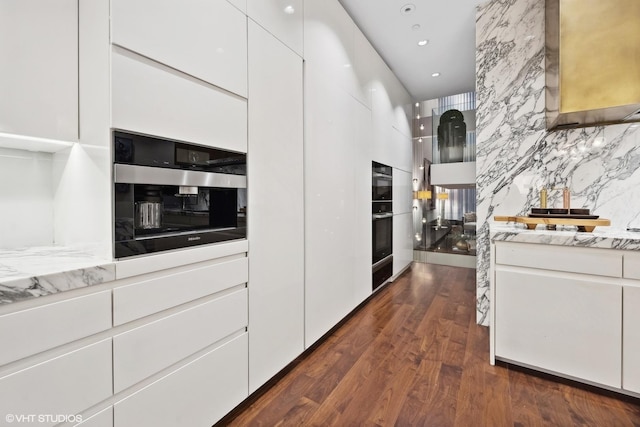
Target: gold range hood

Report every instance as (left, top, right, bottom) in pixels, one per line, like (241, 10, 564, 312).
(546, 0, 640, 130)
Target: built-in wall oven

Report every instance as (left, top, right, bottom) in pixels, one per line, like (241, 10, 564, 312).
(113, 131, 247, 258)
(372, 162, 393, 290)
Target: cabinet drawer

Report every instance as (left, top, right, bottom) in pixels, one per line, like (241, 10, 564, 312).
(114, 332, 248, 427)
(113, 288, 247, 392)
(112, 0, 247, 97)
(113, 257, 248, 325)
(495, 242, 622, 277)
(74, 407, 112, 427)
(0, 291, 111, 365)
(0, 339, 112, 427)
(111, 48, 247, 153)
(623, 252, 640, 280)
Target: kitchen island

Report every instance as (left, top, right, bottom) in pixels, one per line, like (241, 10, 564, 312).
(490, 222, 640, 397)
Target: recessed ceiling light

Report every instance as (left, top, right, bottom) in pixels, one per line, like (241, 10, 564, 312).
(415, 102, 420, 107)
(412, 24, 421, 31)
(431, 72, 441, 77)
(283, 5, 295, 14)
(417, 39, 429, 47)
(401, 4, 416, 15)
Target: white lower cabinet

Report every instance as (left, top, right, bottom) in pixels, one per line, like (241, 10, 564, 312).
(113, 287, 248, 392)
(623, 283, 640, 393)
(114, 333, 248, 427)
(495, 268, 622, 387)
(0, 339, 112, 427)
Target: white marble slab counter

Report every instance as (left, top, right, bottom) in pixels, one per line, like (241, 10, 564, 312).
(490, 223, 640, 250)
(0, 246, 115, 305)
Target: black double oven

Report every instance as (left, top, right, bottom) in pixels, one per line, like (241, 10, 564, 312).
(372, 161, 393, 290)
(113, 131, 247, 259)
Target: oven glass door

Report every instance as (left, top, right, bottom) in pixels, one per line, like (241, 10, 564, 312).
(372, 214, 393, 263)
(114, 182, 247, 258)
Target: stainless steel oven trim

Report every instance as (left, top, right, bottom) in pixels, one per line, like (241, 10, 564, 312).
(114, 164, 247, 188)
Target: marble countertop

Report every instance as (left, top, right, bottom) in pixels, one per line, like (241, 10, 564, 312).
(490, 223, 640, 250)
(0, 247, 115, 305)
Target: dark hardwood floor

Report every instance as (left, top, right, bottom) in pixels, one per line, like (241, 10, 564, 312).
(218, 262, 640, 426)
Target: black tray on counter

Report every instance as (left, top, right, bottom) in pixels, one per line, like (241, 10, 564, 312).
(528, 213, 600, 220)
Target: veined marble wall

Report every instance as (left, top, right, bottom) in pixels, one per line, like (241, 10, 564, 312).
(476, 0, 640, 325)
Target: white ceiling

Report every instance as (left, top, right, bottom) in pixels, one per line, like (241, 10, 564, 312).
(338, 0, 482, 102)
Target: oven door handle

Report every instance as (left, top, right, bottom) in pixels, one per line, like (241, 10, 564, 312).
(114, 164, 246, 188)
(372, 212, 393, 219)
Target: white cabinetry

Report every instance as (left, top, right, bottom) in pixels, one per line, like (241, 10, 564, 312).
(247, 21, 304, 392)
(0, 0, 78, 147)
(0, 340, 112, 427)
(247, 0, 303, 56)
(393, 213, 413, 278)
(74, 407, 113, 427)
(113, 256, 248, 325)
(114, 333, 248, 427)
(492, 242, 626, 390)
(113, 288, 247, 392)
(112, 0, 247, 97)
(111, 48, 247, 153)
(0, 291, 111, 365)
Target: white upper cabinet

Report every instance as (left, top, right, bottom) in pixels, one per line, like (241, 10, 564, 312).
(111, 0, 248, 97)
(247, 0, 303, 56)
(304, 0, 359, 97)
(0, 0, 78, 146)
(111, 48, 247, 153)
(393, 169, 412, 215)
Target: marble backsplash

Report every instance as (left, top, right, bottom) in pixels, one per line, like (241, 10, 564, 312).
(475, 0, 640, 325)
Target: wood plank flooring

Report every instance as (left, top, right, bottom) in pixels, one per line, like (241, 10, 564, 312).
(217, 263, 640, 426)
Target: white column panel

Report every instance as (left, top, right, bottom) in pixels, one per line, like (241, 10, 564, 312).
(0, 0, 78, 143)
(392, 212, 413, 277)
(353, 29, 376, 109)
(304, 67, 357, 347)
(247, 0, 303, 56)
(112, 0, 248, 97)
(247, 22, 304, 392)
(111, 48, 247, 153)
(393, 169, 412, 215)
(353, 101, 373, 304)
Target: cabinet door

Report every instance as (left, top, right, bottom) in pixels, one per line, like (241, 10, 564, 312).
(623, 284, 640, 393)
(495, 268, 622, 387)
(114, 333, 248, 427)
(0, 0, 78, 143)
(0, 340, 112, 427)
(111, 48, 247, 153)
(247, 21, 304, 392)
(112, 0, 247, 97)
